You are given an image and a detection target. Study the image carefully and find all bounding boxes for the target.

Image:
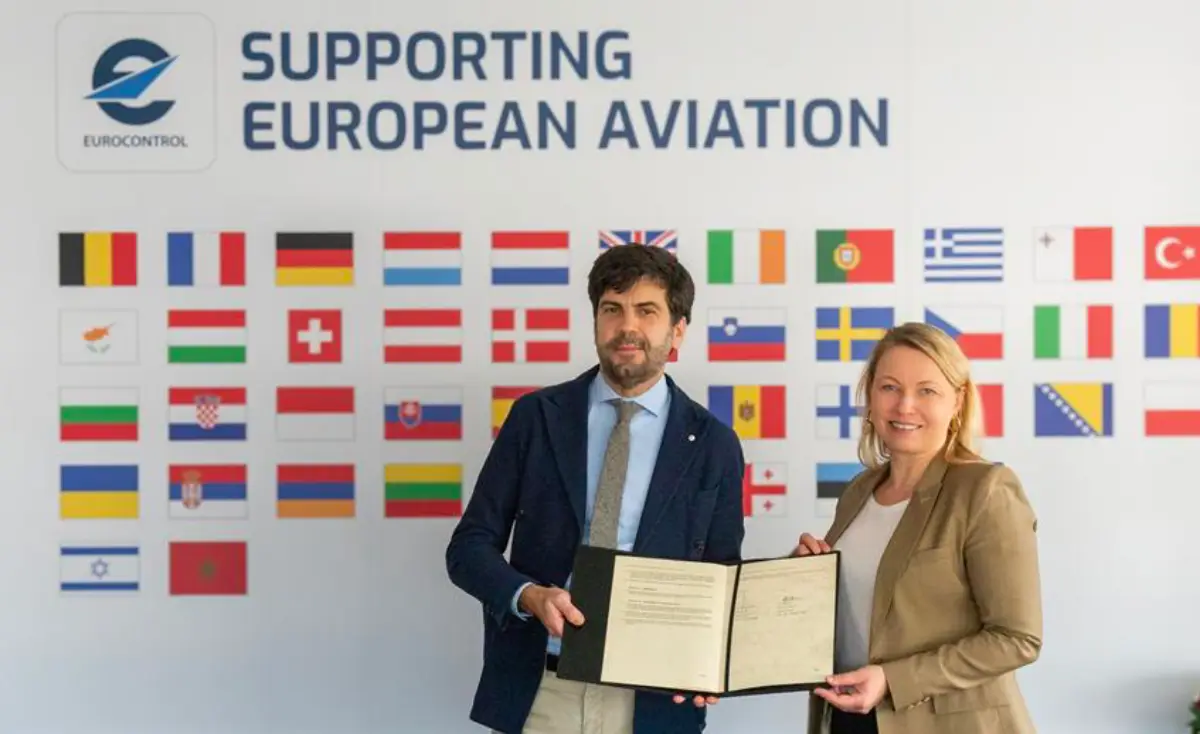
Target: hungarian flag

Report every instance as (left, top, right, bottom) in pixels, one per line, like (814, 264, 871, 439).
(815, 229, 894, 283)
(169, 541, 247, 595)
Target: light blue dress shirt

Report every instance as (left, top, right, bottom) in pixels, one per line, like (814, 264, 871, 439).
(510, 372, 671, 657)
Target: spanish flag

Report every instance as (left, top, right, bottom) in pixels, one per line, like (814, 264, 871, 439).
(491, 386, 538, 438)
(59, 232, 137, 286)
(275, 232, 354, 286)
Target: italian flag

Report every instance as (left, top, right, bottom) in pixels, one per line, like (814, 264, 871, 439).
(1033, 305, 1113, 359)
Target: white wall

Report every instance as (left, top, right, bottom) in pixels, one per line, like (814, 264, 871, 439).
(2, 1, 1198, 732)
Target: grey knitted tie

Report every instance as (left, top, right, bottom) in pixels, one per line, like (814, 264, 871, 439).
(588, 399, 639, 548)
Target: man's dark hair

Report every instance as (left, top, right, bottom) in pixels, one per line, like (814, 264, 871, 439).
(587, 244, 694, 325)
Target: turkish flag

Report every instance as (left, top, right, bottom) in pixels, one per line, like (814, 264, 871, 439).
(288, 309, 343, 363)
(1145, 227, 1200, 280)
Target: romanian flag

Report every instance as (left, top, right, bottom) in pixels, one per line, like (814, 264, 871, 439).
(708, 385, 786, 439)
(275, 232, 353, 286)
(1144, 304, 1200, 358)
(277, 464, 355, 518)
(59, 388, 138, 441)
(60, 464, 138, 519)
(384, 463, 462, 517)
(491, 386, 538, 438)
(59, 232, 137, 286)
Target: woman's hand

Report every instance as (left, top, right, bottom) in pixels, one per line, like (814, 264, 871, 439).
(792, 532, 831, 556)
(672, 693, 718, 707)
(813, 665, 888, 714)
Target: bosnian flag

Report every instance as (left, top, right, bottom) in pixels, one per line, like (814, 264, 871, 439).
(924, 307, 1003, 359)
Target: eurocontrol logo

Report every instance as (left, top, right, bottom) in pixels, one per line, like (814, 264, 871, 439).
(87, 38, 178, 126)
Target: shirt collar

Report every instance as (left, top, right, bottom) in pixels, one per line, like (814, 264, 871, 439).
(590, 371, 670, 418)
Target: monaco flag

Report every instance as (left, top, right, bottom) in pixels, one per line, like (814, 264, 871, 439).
(276, 387, 355, 441)
(742, 462, 787, 517)
(1144, 226, 1200, 280)
(491, 308, 570, 363)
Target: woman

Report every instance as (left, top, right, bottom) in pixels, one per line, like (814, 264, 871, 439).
(796, 322, 1042, 734)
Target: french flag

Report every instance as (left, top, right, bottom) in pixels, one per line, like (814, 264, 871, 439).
(924, 307, 1004, 359)
(490, 231, 569, 285)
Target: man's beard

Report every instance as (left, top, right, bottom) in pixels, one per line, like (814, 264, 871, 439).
(598, 331, 673, 390)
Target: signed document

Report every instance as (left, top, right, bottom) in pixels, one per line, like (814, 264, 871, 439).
(557, 546, 839, 696)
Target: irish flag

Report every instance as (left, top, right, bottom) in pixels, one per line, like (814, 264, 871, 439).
(707, 229, 785, 284)
(1033, 305, 1113, 359)
(167, 310, 247, 363)
(60, 388, 138, 441)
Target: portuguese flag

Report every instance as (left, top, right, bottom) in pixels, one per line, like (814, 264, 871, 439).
(384, 463, 462, 518)
(816, 229, 894, 283)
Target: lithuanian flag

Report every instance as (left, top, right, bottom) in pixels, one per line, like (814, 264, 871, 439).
(384, 463, 462, 518)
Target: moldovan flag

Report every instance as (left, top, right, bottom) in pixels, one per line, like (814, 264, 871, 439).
(276, 387, 355, 440)
(815, 229, 894, 283)
(706, 229, 785, 284)
(491, 308, 570, 363)
(169, 387, 248, 441)
(708, 385, 786, 439)
(1144, 304, 1200, 358)
(1144, 226, 1200, 280)
(59, 388, 138, 441)
(977, 384, 1004, 438)
(1144, 382, 1200, 436)
(924, 307, 1003, 359)
(169, 541, 247, 596)
(490, 231, 570, 285)
(167, 231, 246, 286)
(1033, 305, 1113, 359)
(60, 545, 139, 593)
(383, 309, 463, 363)
(383, 231, 462, 286)
(384, 463, 462, 518)
(277, 464, 355, 518)
(492, 386, 538, 438)
(59, 232, 137, 286)
(169, 464, 248, 519)
(275, 232, 353, 286)
(384, 387, 463, 440)
(166, 310, 247, 364)
(1033, 226, 1113, 281)
(743, 463, 787, 517)
(707, 309, 786, 361)
(60, 464, 138, 519)
(59, 309, 139, 365)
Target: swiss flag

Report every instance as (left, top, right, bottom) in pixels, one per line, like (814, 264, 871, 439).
(1145, 227, 1200, 280)
(289, 309, 342, 363)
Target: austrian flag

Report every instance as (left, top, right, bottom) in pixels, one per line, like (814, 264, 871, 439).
(491, 308, 570, 363)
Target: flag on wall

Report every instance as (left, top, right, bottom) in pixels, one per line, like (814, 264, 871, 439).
(1144, 226, 1200, 280)
(1034, 383, 1113, 437)
(275, 232, 353, 286)
(491, 231, 570, 285)
(599, 229, 677, 253)
(1033, 226, 1112, 281)
(169, 541, 247, 596)
(923, 227, 1003, 282)
(815, 229, 894, 283)
(708, 385, 786, 439)
(1144, 382, 1200, 436)
(384, 463, 462, 518)
(383, 309, 463, 363)
(816, 462, 864, 516)
(492, 386, 538, 438)
(977, 384, 1004, 437)
(924, 307, 1003, 359)
(743, 463, 787, 517)
(166, 310, 247, 364)
(59, 309, 139, 365)
(1144, 304, 1200, 358)
(168, 387, 247, 441)
(60, 464, 138, 519)
(59, 232, 137, 287)
(59, 387, 138, 441)
(383, 231, 462, 286)
(1033, 305, 1113, 359)
(707, 309, 786, 362)
(288, 309, 342, 363)
(815, 384, 862, 440)
(60, 545, 139, 593)
(384, 387, 463, 440)
(169, 464, 248, 519)
(815, 307, 893, 362)
(276, 387, 355, 441)
(167, 231, 246, 287)
(491, 308, 570, 362)
(706, 229, 785, 284)
(277, 464, 355, 518)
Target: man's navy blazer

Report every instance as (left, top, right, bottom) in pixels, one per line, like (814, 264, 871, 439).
(445, 366, 746, 734)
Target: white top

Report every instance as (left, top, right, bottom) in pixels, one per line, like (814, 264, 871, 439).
(832, 492, 910, 672)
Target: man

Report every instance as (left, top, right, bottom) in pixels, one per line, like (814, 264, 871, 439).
(446, 244, 746, 734)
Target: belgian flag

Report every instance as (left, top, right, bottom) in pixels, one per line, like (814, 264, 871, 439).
(275, 232, 353, 286)
(59, 232, 137, 286)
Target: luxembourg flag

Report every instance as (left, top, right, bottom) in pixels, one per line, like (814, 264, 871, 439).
(924, 307, 1003, 359)
(490, 231, 569, 285)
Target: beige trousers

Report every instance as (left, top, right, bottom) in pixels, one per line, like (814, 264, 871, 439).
(495, 669, 634, 734)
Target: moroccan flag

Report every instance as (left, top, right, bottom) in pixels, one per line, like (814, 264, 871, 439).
(169, 541, 247, 595)
(816, 229, 894, 283)
(59, 388, 138, 441)
(384, 463, 462, 518)
(275, 232, 353, 286)
(59, 232, 137, 286)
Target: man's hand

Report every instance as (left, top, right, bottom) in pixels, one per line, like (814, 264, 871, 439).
(519, 585, 584, 637)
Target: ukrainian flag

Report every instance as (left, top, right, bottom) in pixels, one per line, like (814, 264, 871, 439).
(60, 465, 138, 519)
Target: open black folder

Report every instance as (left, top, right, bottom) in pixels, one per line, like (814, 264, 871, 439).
(556, 545, 840, 697)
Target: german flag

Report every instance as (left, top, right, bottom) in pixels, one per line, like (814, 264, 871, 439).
(59, 232, 137, 286)
(275, 232, 353, 286)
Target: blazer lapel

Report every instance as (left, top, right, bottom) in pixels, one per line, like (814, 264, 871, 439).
(868, 456, 949, 642)
(544, 369, 594, 532)
(633, 377, 703, 552)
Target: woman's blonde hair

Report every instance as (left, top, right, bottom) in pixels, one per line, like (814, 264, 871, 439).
(856, 322, 985, 469)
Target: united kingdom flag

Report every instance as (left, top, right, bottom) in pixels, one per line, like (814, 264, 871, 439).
(599, 229, 677, 254)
